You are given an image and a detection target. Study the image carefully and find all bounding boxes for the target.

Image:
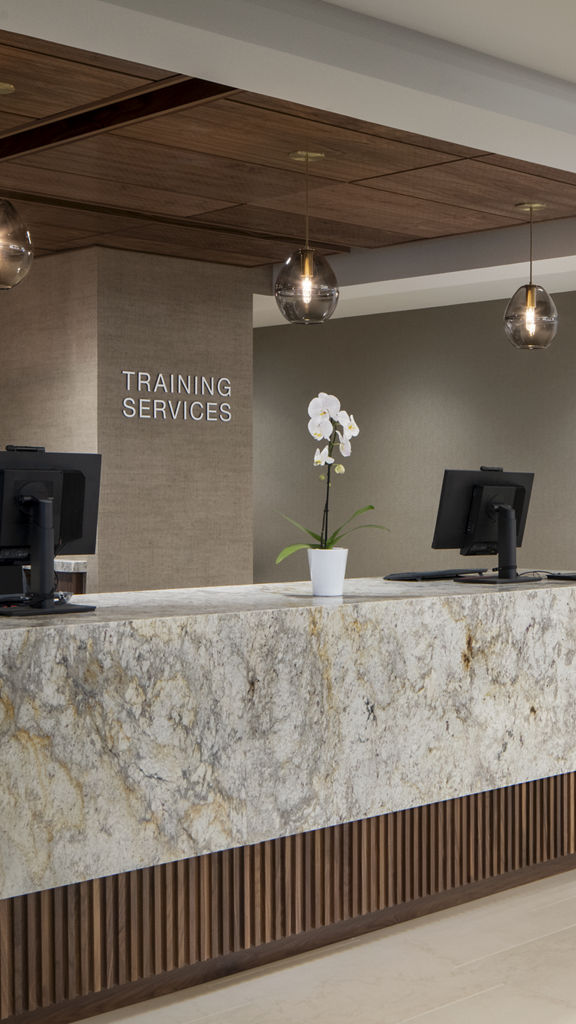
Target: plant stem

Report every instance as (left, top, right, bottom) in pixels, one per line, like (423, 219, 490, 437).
(320, 462, 332, 547)
(320, 426, 337, 547)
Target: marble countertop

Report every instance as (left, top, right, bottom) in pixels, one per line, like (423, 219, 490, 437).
(0, 573, 570, 628)
(22, 558, 88, 574)
(54, 558, 88, 573)
(2, 576, 576, 899)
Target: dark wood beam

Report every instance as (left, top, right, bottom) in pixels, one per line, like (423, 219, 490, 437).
(0, 77, 237, 161)
(0, 189, 348, 253)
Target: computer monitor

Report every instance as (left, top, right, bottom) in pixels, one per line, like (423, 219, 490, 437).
(431, 466, 539, 584)
(0, 446, 101, 615)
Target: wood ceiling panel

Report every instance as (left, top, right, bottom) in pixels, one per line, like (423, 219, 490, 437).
(0, 30, 174, 81)
(96, 219, 340, 262)
(0, 111, 33, 134)
(359, 159, 576, 219)
(230, 92, 488, 158)
(0, 43, 158, 121)
(193, 204, 415, 248)
(0, 162, 238, 218)
(0, 79, 236, 162)
(252, 182, 520, 236)
(2, 31, 570, 268)
(478, 153, 576, 188)
(12, 201, 153, 236)
(27, 224, 101, 249)
(11, 134, 335, 205)
(57, 235, 267, 267)
(114, 98, 457, 180)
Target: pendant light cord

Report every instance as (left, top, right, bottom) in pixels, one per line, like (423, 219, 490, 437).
(529, 205, 533, 286)
(305, 150, 310, 249)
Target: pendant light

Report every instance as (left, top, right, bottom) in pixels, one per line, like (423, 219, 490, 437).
(274, 151, 339, 324)
(0, 199, 33, 290)
(503, 202, 558, 350)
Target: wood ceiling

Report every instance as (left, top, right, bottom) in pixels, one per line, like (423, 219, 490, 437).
(1, 28, 576, 268)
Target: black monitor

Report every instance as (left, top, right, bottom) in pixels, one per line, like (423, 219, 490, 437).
(432, 466, 539, 584)
(0, 446, 101, 615)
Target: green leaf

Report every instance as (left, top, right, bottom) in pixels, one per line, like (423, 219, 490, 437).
(327, 505, 376, 546)
(275, 542, 319, 564)
(277, 511, 322, 542)
(336, 524, 390, 542)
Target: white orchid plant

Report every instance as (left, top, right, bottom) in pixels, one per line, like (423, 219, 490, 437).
(276, 391, 388, 563)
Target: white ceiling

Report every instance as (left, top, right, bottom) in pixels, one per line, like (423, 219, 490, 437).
(322, 0, 576, 85)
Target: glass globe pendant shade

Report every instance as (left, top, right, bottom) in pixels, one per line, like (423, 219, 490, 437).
(0, 199, 33, 289)
(503, 283, 558, 350)
(274, 247, 339, 324)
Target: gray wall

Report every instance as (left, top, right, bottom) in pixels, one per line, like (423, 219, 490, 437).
(254, 294, 576, 582)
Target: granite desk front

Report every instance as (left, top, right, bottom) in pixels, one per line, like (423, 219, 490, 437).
(1, 577, 575, 902)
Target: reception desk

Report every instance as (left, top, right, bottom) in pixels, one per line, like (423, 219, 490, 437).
(1, 578, 576, 1021)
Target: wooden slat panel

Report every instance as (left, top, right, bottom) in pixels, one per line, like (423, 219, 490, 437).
(188, 858, 200, 965)
(25, 893, 40, 1011)
(70, 886, 82, 999)
(140, 870, 152, 981)
(116, 875, 128, 987)
(199, 857, 211, 961)
(11, 898, 26, 1016)
(3, 773, 576, 1023)
(39, 890, 53, 1007)
(0, 897, 13, 1019)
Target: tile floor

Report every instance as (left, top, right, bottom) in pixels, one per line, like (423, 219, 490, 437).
(84, 869, 576, 1024)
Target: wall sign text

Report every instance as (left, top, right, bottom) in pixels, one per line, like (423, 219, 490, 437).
(121, 370, 232, 422)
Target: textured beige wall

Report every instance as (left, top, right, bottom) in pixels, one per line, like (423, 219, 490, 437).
(0, 249, 99, 588)
(96, 248, 265, 592)
(0, 249, 98, 452)
(254, 293, 576, 583)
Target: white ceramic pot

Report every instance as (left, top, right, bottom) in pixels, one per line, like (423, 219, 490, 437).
(307, 547, 348, 596)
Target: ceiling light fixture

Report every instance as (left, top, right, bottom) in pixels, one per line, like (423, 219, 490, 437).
(503, 202, 558, 350)
(274, 150, 339, 324)
(0, 199, 33, 290)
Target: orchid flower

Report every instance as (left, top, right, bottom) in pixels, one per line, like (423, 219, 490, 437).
(308, 392, 340, 419)
(337, 410, 359, 438)
(337, 431, 352, 457)
(314, 446, 334, 466)
(308, 415, 334, 441)
(307, 392, 340, 440)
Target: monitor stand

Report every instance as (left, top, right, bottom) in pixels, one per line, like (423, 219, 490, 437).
(0, 496, 95, 616)
(459, 503, 541, 584)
